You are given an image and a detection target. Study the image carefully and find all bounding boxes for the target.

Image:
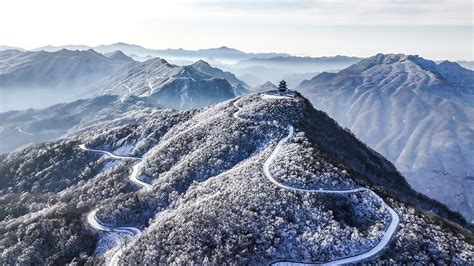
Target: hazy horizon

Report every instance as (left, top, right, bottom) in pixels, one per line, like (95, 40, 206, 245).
(1, 0, 472, 61)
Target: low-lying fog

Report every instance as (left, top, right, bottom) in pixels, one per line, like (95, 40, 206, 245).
(0, 88, 78, 112)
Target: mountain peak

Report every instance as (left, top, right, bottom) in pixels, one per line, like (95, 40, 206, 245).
(297, 52, 474, 222)
(53, 48, 102, 57)
(0, 48, 133, 91)
(188, 59, 249, 91)
(370, 53, 438, 68)
(251, 81, 278, 92)
(370, 53, 412, 64)
(339, 53, 441, 77)
(438, 60, 465, 70)
(104, 50, 134, 62)
(111, 42, 133, 46)
(145, 57, 171, 66)
(192, 59, 210, 66)
(199, 46, 244, 54)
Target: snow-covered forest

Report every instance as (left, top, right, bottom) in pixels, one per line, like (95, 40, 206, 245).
(1, 92, 472, 264)
(1, 0, 473, 263)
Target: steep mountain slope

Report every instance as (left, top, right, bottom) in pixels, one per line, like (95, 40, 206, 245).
(0, 95, 156, 154)
(190, 60, 250, 93)
(1, 91, 471, 264)
(87, 58, 248, 109)
(0, 49, 137, 89)
(298, 54, 474, 222)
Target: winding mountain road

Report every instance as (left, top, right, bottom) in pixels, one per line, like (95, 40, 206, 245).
(79, 144, 152, 265)
(78, 144, 141, 161)
(78, 144, 152, 190)
(234, 93, 400, 265)
(81, 91, 398, 265)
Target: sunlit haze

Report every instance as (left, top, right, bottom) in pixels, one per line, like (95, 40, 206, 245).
(1, 0, 473, 60)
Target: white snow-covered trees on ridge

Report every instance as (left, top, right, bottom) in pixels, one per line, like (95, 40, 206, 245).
(271, 131, 356, 190)
(1, 93, 472, 264)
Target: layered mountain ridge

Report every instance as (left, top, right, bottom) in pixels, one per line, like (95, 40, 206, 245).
(0, 53, 251, 153)
(0, 49, 137, 89)
(298, 53, 474, 222)
(86, 58, 249, 109)
(0, 48, 251, 112)
(31, 43, 290, 61)
(235, 55, 362, 74)
(251, 81, 278, 92)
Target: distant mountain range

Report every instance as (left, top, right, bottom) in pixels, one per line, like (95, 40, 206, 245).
(0, 49, 137, 89)
(4, 42, 472, 72)
(1, 45, 473, 225)
(31, 42, 290, 62)
(251, 81, 278, 92)
(298, 53, 474, 222)
(234, 55, 363, 73)
(0, 48, 250, 151)
(0, 48, 250, 111)
(85, 58, 249, 109)
(450, 60, 473, 70)
(2, 42, 365, 87)
(0, 45, 25, 52)
(218, 56, 360, 88)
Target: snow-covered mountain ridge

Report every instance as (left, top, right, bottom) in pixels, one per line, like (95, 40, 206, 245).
(1, 91, 471, 264)
(0, 49, 137, 89)
(86, 58, 249, 109)
(251, 81, 278, 92)
(0, 48, 249, 111)
(31, 43, 290, 61)
(298, 53, 474, 222)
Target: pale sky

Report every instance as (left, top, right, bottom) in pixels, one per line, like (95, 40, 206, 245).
(1, 0, 473, 60)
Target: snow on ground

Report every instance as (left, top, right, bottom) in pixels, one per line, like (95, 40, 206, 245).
(261, 92, 295, 100)
(270, 132, 358, 190)
(99, 160, 118, 173)
(5, 91, 469, 265)
(113, 143, 135, 156)
(179, 81, 190, 110)
(256, 92, 399, 264)
(297, 54, 474, 221)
